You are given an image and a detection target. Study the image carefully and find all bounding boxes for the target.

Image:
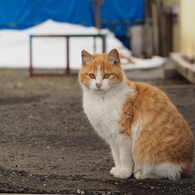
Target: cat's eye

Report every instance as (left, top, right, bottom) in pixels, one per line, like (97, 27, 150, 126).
(89, 73, 96, 79)
(103, 73, 110, 79)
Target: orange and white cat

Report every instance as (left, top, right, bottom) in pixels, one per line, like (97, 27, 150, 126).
(79, 48, 194, 180)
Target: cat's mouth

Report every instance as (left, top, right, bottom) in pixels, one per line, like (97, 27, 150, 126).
(95, 88, 103, 91)
(94, 87, 109, 92)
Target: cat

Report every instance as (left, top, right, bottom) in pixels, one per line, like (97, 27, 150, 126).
(79, 48, 194, 180)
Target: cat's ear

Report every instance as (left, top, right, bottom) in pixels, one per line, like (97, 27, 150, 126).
(107, 48, 120, 66)
(81, 50, 93, 66)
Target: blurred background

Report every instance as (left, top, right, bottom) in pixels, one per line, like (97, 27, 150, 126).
(0, 0, 194, 82)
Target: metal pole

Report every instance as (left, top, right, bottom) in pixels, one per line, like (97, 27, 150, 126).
(29, 34, 105, 76)
(66, 36, 70, 74)
(29, 35, 33, 77)
(102, 35, 106, 53)
(93, 36, 96, 53)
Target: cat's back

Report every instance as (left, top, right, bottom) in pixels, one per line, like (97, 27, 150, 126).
(130, 81, 193, 134)
(129, 81, 171, 109)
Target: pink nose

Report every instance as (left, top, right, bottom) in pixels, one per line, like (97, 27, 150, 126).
(96, 83, 102, 88)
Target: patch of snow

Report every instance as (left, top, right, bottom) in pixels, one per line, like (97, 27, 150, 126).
(0, 19, 166, 70)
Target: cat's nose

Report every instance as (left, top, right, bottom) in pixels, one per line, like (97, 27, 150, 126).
(96, 83, 102, 88)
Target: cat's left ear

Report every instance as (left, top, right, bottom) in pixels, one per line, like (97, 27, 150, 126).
(107, 48, 120, 66)
(81, 50, 93, 66)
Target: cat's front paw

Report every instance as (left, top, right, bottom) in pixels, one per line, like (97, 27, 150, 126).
(110, 167, 120, 176)
(110, 167, 131, 179)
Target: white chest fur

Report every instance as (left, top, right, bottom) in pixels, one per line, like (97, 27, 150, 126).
(82, 82, 134, 141)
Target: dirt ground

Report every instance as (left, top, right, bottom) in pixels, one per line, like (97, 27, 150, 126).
(0, 69, 194, 195)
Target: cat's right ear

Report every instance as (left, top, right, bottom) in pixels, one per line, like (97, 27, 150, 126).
(81, 50, 93, 66)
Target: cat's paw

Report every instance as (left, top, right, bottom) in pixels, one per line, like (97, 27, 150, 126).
(134, 171, 143, 179)
(134, 171, 160, 180)
(110, 167, 131, 179)
(110, 167, 120, 176)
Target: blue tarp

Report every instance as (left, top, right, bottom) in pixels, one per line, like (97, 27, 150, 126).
(0, 0, 144, 47)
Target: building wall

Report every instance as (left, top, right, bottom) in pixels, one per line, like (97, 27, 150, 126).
(163, 0, 195, 56)
(180, 0, 195, 56)
(163, 0, 181, 53)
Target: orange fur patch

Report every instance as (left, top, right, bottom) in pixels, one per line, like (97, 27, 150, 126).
(120, 81, 194, 176)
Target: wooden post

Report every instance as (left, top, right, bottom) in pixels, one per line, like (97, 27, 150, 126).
(95, 0, 104, 31)
(152, 1, 159, 55)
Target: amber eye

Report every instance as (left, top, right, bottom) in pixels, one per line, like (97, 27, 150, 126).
(89, 73, 96, 79)
(103, 73, 110, 79)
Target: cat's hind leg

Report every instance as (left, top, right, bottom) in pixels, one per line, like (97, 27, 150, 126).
(134, 163, 181, 180)
(134, 171, 161, 179)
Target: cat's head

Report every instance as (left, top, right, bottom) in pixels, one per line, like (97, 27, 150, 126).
(79, 48, 124, 92)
